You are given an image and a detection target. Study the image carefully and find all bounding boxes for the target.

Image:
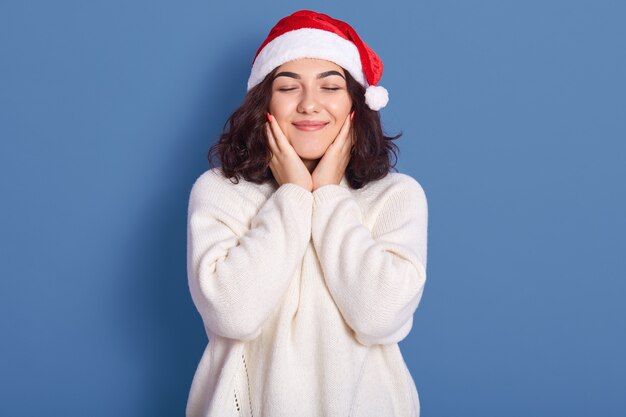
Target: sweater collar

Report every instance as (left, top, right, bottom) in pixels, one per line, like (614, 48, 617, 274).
(261, 172, 350, 197)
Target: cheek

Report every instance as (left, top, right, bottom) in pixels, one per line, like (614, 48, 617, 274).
(267, 99, 290, 140)
(269, 97, 296, 133)
(268, 97, 279, 116)
(324, 95, 352, 116)
(324, 125, 343, 143)
(269, 93, 295, 113)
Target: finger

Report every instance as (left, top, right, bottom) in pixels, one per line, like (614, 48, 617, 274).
(325, 114, 350, 155)
(265, 122, 279, 155)
(268, 114, 290, 153)
(332, 113, 352, 155)
(337, 112, 352, 145)
(344, 128, 355, 154)
(341, 123, 356, 158)
(266, 127, 281, 174)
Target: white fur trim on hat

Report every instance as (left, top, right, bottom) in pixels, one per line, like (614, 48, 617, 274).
(365, 85, 389, 111)
(247, 28, 366, 91)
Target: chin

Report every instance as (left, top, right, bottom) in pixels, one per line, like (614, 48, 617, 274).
(293, 148, 325, 160)
(291, 139, 331, 159)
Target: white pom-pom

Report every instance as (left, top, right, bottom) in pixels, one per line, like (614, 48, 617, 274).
(364, 85, 389, 111)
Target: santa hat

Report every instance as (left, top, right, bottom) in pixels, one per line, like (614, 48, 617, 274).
(247, 10, 389, 111)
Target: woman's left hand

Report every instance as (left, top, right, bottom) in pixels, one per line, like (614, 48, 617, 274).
(311, 111, 354, 191)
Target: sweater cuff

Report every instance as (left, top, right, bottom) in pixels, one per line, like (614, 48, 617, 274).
(312, 184, 351, 206)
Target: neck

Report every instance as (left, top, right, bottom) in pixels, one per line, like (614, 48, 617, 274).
(302, 158, 320, 173)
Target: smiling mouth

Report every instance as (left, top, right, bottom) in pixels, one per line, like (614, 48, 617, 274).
(292, 122, 328, 132)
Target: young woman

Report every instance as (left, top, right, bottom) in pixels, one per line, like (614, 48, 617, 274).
(186, 10, 428, 417)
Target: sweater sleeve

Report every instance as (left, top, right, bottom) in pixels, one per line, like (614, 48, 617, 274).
(311, 175, 428, 346)
(187, 171, 313, 341)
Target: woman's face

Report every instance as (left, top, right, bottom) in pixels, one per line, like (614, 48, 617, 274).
(268, 58, 353, 171)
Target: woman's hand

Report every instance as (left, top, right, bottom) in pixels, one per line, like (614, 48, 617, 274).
(266, 113, 313, 192)
(311, 112, 354, 192)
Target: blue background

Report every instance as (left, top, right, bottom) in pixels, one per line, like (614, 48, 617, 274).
(1, 1, 624, 416)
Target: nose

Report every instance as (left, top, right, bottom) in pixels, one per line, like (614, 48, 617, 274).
(296, 88, 321, 113)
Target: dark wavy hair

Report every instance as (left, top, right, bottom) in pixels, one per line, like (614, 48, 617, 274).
(207, 66, 402, 189)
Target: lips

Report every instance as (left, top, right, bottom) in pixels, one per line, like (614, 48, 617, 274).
(292, 120, 328, 131)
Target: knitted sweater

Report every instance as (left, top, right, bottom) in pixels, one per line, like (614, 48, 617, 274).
(185, 167, 428, 417)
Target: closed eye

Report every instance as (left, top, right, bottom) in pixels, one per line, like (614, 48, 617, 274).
(277, 87, 342, 92)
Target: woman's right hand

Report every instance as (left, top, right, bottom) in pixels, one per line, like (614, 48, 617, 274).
(266, 112, 313, 192)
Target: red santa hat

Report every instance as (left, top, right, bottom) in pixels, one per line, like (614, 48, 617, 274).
(247, 9, 389, 111)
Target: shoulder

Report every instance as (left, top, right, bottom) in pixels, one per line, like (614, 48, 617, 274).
(190, 167, 229, 192)
(188, 167, 273, 208)
(365, 171, 427, 205)
(188, 167, 229, 202)
(389, 171, 426, 195)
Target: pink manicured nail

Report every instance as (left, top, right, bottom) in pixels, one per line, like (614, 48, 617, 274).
(267, 112, 272, 122)
(350, 111, 354, 121)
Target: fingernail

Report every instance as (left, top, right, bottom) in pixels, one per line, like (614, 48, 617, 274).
(350, 111, 354, 121)
(267, 112, 272, 122)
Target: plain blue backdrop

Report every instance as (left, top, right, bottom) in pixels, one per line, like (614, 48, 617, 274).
(1, 0, 624, 416)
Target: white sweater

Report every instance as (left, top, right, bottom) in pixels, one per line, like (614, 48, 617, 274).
(185, 167, 428, 417)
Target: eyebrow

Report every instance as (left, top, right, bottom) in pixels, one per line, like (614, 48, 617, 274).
(272, 70, 346, 81)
